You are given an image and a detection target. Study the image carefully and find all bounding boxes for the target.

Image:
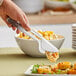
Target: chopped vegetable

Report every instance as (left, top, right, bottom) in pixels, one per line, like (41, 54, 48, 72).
(31, 62, 76, 74)
(45, 51, 59, 62)
(32, 64, 39, 73)
(58, 62, 71, 70)
(68, 69, 76, 74)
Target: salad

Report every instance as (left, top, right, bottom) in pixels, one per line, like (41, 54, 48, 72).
(32, 62, 76, 74)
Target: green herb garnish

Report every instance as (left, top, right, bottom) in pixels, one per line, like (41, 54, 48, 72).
(56, 69, 62, 74)
(48, 72, 51, 74)
(32, 64, 39, 73)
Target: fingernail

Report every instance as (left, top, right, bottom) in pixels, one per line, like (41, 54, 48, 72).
(26, 27, 31, 31)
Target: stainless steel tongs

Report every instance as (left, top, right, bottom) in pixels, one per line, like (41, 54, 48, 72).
(7, 17, 59, 53)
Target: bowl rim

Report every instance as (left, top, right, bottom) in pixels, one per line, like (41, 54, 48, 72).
(15, 34, 65, 41)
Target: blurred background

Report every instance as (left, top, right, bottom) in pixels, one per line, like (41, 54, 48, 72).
(1, 0, 76, 48)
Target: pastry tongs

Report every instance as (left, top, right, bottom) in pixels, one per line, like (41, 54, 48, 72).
(7, 17, 59, 53)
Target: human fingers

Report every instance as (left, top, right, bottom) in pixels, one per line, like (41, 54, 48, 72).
(12, 26, 16, 31)
(16, 12, 30, 31)
(1, 15, 12, 27)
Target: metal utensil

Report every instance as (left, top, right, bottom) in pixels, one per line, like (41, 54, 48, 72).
(7, 17, 59, 53)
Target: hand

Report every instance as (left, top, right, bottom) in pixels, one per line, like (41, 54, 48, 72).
(0, 0, 30, 33)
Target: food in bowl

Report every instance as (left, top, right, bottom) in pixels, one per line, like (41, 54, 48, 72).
(18, 31, 61, 62)
(18, 30, 62, 40)
(15, 30, 64, 57)
(31, 62, 76, 74)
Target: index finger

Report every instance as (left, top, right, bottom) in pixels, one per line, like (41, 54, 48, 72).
(17, 13, 30, 31)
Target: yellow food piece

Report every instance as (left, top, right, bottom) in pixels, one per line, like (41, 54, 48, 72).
(43, 36, 50, 40)
(74, 63, 76, 70)
(61, 70, 68, 74)
(68, 69, 76, 74)
(37, 65, 52, 74)
(18, 32, 23, 38)
(37, 68, 52, 74)
(37, 68, 44, 74)
(42, 31, 54, 36)
(58, 62, 71, 70)
(43, 68, 51, 73)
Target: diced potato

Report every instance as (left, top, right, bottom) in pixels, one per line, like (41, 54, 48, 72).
(68, 69, 76, 74)
(61, 70, 68, 74)
(74, 63, 76, 70)
(43, 32, 48, 36)
(37, 68, 52, 74)
(19, 32, 23, 38)
(43, 68, 51, 73)
(58, 62, 71, 70)
(37, 68, 44, 74)
(43, 36, 50, 40)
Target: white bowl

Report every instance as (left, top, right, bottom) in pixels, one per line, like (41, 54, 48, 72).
(15, 34, 65, 57)
(45, 0, 70, 8)
(13, 0, 45, 13)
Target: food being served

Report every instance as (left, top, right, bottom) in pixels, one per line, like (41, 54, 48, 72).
(18, 30, 62, 40)
(18, 31, 60, 62)
(45, 51, 59, 62)
(32, 62, 76, 74)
